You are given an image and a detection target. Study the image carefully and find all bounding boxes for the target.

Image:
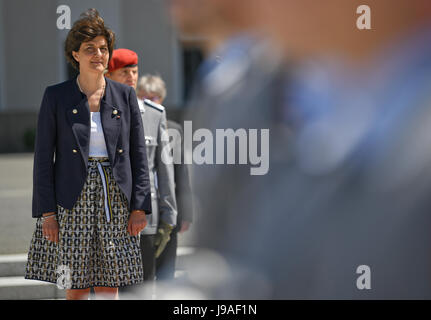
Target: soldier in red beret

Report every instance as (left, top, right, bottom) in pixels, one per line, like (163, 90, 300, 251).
(106, 48, 139, 89)
(107, 48, 178, 299)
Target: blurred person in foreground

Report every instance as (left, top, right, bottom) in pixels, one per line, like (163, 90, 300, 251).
(136, 74, 194, 281)
(106, 49, 177, 298)
(251, 0, 431, 299)
(168, 0, 288, 299)
(168, 0, 431, 299)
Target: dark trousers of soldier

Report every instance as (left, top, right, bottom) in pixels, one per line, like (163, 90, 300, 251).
(156, 230, 178, 280)
(140, 234, 156, 281)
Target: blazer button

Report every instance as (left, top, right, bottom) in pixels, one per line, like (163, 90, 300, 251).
(72, 149, 78, 153)
(72, 109, 78, 114)
(118, 149, 123, 154)
(113, 110, 118, 115)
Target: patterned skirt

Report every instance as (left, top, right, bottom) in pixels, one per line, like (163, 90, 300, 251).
(25, 159, 144, 289)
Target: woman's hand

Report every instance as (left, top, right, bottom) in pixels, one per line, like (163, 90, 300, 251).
(42, 213, 59, 243)
(127, 210, 148, 236)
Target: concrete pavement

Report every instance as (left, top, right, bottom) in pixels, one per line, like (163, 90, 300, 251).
(0, 153, 34, 255)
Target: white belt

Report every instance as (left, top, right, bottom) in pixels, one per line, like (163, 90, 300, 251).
(90, 158, 112, 223)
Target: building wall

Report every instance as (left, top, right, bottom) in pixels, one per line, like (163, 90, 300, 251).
(2, 0, 59, 111)
(0, 1, 5, 111)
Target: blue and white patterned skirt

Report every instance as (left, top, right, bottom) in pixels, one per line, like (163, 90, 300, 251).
(24, 159, 144, 289)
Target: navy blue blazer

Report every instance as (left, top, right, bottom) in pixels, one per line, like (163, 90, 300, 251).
(32, 76, 152, 218)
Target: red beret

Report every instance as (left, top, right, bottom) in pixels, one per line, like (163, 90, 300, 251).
(108, 48, 138, 72)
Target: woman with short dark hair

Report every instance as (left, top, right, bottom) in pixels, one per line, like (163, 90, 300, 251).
(24, 9, 152, 300)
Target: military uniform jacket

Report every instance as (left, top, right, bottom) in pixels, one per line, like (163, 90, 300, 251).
(138, 99, 177, 234)
(32, 77, 152, 218)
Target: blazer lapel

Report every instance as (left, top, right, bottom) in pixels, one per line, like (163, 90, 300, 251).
(100, 78, 122, 165)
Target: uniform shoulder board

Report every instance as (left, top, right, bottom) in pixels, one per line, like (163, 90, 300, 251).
(144, 99, 165, 112)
